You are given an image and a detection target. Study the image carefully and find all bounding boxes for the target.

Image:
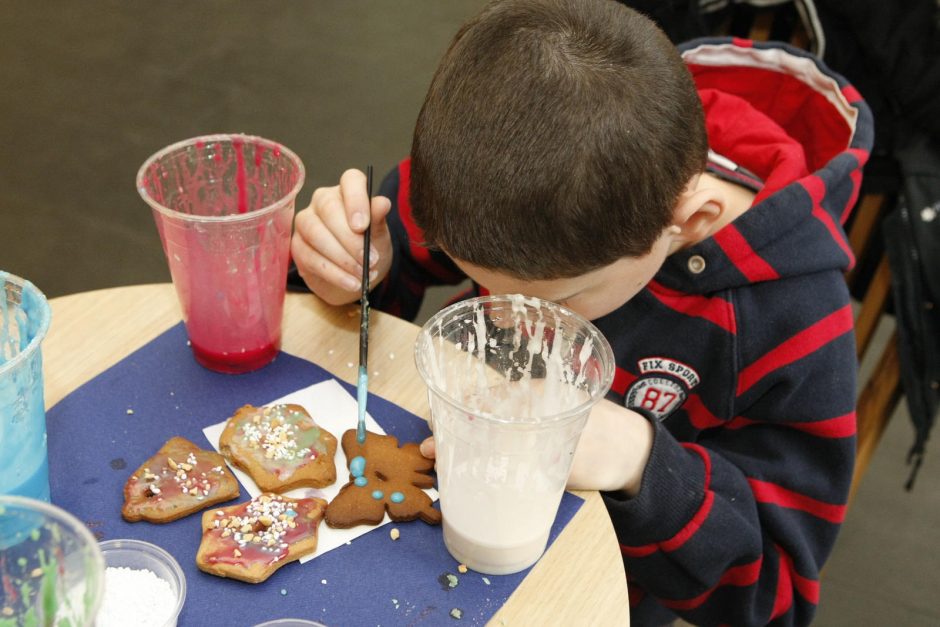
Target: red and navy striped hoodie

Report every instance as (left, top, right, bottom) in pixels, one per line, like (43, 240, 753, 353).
(372, 38, 874, 626)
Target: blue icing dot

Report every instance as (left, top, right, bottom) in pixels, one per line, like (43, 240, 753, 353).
(350, 456, 366, 478)
(354, 476, 368, 487)
(371, 490, 384, 500)
(390, 491, 405, 503)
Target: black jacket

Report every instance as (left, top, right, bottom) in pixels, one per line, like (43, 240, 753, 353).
(618, 0, 940, 490)
(883, 131, 940, 488)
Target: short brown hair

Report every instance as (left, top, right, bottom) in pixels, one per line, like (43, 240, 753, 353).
(410, 0, 708, 279)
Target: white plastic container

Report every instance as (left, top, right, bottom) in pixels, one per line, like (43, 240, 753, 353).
(97, 539, 186, 627)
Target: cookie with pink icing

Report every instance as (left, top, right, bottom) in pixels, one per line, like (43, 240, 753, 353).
(197, 492, 327, 583)
(122, 436, 239, 523)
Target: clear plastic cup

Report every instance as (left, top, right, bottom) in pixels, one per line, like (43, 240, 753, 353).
(97, 539, 186, 627)
(0, 495, 105, 626)
(0, 271, 52, 501)
(415, 295, 614, 574)
(136, 134, 305, 374)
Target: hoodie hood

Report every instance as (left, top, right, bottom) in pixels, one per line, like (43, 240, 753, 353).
(657, 38, 874, 294)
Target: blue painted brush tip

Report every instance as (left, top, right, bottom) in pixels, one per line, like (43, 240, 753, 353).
(356, 366, 368, 443)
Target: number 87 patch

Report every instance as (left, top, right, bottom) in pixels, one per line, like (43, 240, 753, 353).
(624, 357, 700, 421)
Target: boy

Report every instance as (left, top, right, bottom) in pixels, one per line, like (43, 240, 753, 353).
(291, 1, 873, 624)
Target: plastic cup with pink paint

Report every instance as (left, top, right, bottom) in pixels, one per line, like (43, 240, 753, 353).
(415, 295, 615, 575)
(136, 134, 305, 374)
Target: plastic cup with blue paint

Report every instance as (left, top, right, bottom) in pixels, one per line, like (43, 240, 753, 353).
(0, 495, 105, 626)
(415, 295, 615, 575)
(0, 271, 52, 502)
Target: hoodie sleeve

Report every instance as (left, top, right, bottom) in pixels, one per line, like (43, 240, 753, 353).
(370, 158, 467, 321)
(604, 274, 857, 627)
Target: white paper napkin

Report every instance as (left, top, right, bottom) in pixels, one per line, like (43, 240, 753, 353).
(202, 379, 438, 563)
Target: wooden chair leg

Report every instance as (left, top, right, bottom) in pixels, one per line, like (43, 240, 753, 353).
(748, 10, 776, 41)
(854, 256, 892, 360)
(849, 331, 902, 505)
(846, 193, 886, 288)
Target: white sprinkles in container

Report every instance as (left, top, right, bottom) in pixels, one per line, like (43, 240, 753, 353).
(97, 566, 177, 627)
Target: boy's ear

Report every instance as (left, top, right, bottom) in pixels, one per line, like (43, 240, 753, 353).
(669, 181, 726, 248)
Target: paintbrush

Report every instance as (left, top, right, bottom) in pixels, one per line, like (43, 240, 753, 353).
(356, 165, 374, 444)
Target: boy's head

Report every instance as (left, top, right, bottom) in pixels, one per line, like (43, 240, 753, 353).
(410, 0, 709, 288)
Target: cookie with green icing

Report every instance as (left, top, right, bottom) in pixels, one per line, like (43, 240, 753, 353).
(219, 404, 338, 493)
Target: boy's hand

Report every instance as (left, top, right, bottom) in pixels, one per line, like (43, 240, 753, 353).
(567, 400, 653, 496)
(291, 168, 393, 305)
(418, 399, 653, 498)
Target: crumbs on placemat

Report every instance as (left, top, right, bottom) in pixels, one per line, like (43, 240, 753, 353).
(438, 572, 459, 590)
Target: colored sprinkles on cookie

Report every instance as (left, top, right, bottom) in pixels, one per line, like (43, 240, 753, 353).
(136, 451, 225, 503)
(216, 496, 296, 546)
(205, 494, 312, 566)
(220, 404, 338, 492)
(124, 438, 239, 525)
(238, 405, 319, 463)
(198, 493, 327, 583)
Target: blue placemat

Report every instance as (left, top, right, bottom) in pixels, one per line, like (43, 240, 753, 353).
(47, 323, 583, 627)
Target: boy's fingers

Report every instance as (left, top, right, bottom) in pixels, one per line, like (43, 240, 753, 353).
(320, 202, 375, 265)
(339, 168, 370, 232)
(294, 208, 359, 274)
(291, 237, 361, 293)
(370, 196, 392, 238)
(304, 212, 362, 277)
(419, 436, 436, 459)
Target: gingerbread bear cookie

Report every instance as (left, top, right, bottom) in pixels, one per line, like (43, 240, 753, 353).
(219, 404, 337, 492)
(325, 429, 441, 528)
(196, 493, 328, 583)
(122, 436, 239, 523)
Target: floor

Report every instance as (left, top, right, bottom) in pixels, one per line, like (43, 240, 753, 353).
(2, 2, 937, 624)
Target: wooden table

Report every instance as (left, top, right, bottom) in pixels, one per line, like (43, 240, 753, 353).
(43, 283, 630, 625)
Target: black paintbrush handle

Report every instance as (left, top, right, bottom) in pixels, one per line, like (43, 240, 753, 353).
(359, 165, 373, 369)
